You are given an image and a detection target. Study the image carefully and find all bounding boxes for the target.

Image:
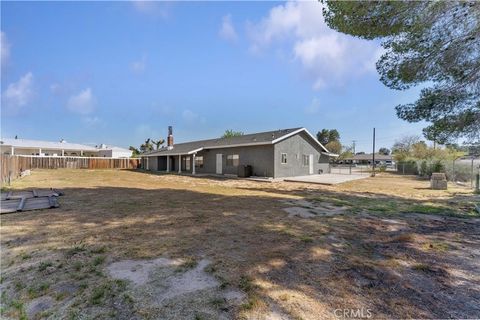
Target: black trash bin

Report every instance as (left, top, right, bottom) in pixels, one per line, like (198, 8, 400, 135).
(238, 165, 253, 178)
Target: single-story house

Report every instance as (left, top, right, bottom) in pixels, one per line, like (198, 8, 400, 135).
(341, 153, 395, 167)
(0, 138, 132, 158)
(141, 127, 338, 178)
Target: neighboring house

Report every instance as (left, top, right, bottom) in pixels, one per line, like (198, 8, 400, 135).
(341, 153, 395, 167)
(141, 127, 338, 178)
(0, 138, 133, 158)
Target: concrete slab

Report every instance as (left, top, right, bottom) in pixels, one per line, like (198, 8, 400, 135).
(284, 173, 368, 185)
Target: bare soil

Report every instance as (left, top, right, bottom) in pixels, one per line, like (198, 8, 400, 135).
(1, 169, 479, 319)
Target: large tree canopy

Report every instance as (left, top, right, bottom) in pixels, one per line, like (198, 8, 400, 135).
(323, 1, 480, 143)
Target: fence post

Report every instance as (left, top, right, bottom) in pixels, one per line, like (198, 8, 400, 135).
(476, 173, 479, 193)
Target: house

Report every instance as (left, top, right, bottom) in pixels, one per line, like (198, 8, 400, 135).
(141, 127, 338, 178)
(341, 153, 395, 167)
(0, 138, 133, 158)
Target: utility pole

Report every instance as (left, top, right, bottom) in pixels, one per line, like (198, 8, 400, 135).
(372, 128, 376, 176)
(352, 140, 356, 155)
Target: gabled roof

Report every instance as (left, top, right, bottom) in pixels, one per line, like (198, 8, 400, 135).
(143, 127, 330, 156)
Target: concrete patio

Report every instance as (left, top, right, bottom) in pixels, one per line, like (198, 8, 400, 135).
(284, 173, 369, 185)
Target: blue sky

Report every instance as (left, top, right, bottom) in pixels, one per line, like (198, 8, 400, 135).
(1, 1, 427, 152)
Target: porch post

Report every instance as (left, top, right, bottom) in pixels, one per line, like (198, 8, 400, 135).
(178, 155, 181, 173)
(11, 146, 14, 155)
(192, 153, 196, 175)
(38, 148, 42, 156)
(61, 149, 65, 156)
(166, 156, 170, 172)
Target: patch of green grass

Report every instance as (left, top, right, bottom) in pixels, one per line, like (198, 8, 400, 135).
(238, 275, 255, 293)
(423, 241, 450, 252)
(28, 282, 50, 299)
(123, 293, 134, 305)
(65, 244, 86, 258)
(210, 297, 226, 309)
(14, 280, 25, 291)
(73, 261, 83, 271)
(38, 261, 53, 272)
(299, 235, 314, 243)
(406, 204, 448, 214)
(178, 257, 197, 270)
(313, 196, 350, 207)
(21, 253, 32, 260)
(412, 263, 434, 273)
(90, 246, 107, 254)
(92, 256, 106, 266)
(10, 300, 27, 320)
(91, 285, 107, 305)
(240, 295, 261, 310)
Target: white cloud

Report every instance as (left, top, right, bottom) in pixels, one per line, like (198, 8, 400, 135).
(2, 72, 34, 110)
(132, 1, 169, 18)
(305, 97, 321, 114)
(1, 31, 10, 67)
(67, 88, 95, 114)
(219, 14, 238, 43)
(247, 1, 380, 89)
(182, 109, 206, 124)
(130, 55, 147, 74)
(82, 116, 103, 127)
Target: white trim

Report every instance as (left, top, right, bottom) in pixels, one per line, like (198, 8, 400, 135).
(272, 128, 329, 153)
(188, 147, 203, 154)
(322, 152, 339, 157)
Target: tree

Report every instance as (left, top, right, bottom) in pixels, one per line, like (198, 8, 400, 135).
(392, 135, 420, 161)
(325, 140, 342, 154)
(222, 130, 244, 138)
(151, 139, 165, 150)
(140, 139, 154, 153)
(129, 146, 140, 157)
(323, 1, 480, 143)
(138, 138, 164, 153)
(316, 129, 340, 145)
(378, 147, 390, 155)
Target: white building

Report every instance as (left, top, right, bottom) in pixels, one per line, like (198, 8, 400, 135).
(0, 138, 133, 158)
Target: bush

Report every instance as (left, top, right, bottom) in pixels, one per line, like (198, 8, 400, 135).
(430, 160, 445, 173)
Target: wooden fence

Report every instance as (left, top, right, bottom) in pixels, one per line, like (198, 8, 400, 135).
(1, 155, 141, 185)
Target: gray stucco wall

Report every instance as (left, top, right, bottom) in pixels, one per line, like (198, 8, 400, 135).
(195, 144, 274, 177)
(273, 131, 330, 178)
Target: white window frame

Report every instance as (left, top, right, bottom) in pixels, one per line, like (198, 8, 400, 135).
(302, 154, 309, 166)
(226, 154, 239, 167)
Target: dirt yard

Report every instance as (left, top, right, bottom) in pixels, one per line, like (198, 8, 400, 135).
(1, 169, 479, 319)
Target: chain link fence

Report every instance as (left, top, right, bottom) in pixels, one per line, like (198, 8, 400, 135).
(397, 157, 480, 188)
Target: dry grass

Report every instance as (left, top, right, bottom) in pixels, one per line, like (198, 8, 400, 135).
(1, 169, 479, 319)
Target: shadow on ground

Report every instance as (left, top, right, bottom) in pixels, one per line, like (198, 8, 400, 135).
(1, 178, 479, 319)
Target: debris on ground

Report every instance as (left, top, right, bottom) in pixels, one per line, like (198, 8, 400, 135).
(280, 198, 348, 218)
(0, 189, 62, 214)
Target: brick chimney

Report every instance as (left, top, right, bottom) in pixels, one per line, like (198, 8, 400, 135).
(167, 126, 174, 150)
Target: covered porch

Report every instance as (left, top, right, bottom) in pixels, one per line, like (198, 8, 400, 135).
(143, 152, 201, 175)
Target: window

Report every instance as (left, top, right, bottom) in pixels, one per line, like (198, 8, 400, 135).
(281, 153, 287, 164)
(226, 154, 239, 166)
(195, 156, 204, 168)
(302, 154, 309, 166)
